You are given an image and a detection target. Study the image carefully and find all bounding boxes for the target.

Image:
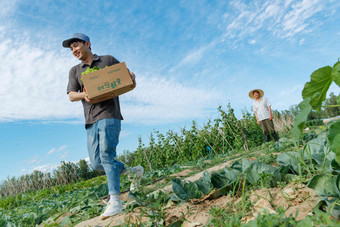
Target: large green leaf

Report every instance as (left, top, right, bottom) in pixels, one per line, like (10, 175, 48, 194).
(171, 178, 189, 201)
(243, 162, 277, 185)
(195, 171, 214, 195)
(211, 171, 231, 189)
(328, 120, 340, 165)
(305, 132, 328, 165)
(185, 181, 203, 200)
(306, 174, 338, 197)
(332, 61, 340, 87)
(230, 160, 242, 172)
(291, 98, 312, 142)
(211, 168, 241, 196)
(210, 182, 235, 199)
(171, 178, 202, 201)
(165, 193, 182, 203)
(302, 66, 333, 110)
(277, 152, 300, 174)
(224, 168, 241, 181)
(241, 158, 255, 172)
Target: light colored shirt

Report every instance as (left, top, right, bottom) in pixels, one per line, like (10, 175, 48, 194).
(253, 97, 271, 121)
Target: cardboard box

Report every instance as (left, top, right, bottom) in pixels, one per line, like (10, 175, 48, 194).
(81, 62, 134, 103)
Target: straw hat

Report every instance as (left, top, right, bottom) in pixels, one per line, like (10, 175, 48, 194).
(249, 89, 264, 99)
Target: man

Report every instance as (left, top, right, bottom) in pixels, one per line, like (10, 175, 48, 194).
(249, 89, 278, 142)
(63, 33, 144, 220)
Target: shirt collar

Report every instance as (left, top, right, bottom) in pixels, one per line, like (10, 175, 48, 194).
(81, 54, 99, 67)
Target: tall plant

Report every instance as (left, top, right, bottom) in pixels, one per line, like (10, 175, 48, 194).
(293, 58, 340, 218)
(292, 59, 340, 147)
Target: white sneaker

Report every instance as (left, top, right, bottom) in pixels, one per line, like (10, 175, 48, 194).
(100, 200, 124, 220)
(128, 166, 144, 191)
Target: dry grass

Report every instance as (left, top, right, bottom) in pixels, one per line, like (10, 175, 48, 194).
(0, 163, 81, 198)
(273, 112, 294, 135)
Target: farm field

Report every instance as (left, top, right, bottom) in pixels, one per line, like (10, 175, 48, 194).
(1, 60, 340, 226)
(1, 123, 339, 226)
(74, 127, 339, 226)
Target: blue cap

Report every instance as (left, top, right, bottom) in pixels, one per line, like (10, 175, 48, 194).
(62, 33, 90, 48)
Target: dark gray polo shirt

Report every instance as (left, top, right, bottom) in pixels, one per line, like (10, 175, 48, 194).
(67, 54, 123, 128)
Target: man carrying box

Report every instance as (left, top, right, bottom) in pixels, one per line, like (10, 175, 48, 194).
(63, 33, 144, 219)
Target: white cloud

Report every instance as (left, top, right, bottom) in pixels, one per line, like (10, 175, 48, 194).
(280, 0, 324, 37)
(249, 39, 256, 44)
(170, 40, 218, 71)
(274, 84, 304, 109)
(57, 145, 67, 152)
(0, 0, 20, 18)
(56, 151, 69, 159)
(120, 130, 132, 138)
(74, 157, 91, 165)
(223, 0, 326, 42)
(47, 145, 67, 155)
(299, 38, 305, 45)
(120, 75, 221, 124)
(47, 148, 56, 155)
(28, 158, 42, 165)
(0, 30, 82, 123)
(26, 154, 43, 165)
(33, 163, 59, 173)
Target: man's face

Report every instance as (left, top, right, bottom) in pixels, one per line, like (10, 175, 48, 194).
(69, 41, 90, 61)
(253, 91, 260, 99)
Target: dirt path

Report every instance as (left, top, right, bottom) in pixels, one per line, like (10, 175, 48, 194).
(76, 181, 317, 227)
(75, 152, 262, 227)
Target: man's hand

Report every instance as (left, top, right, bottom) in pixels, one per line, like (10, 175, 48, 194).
(83, 87, 95, 104)
(129, 71, 136, 89)
(257, 120, 260, 125)
(269, 115, 272, 120)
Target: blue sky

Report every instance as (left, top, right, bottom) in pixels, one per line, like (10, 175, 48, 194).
(1, 0, 339, 181)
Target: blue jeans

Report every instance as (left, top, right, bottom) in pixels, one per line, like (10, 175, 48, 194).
(87, 118, 126, 195)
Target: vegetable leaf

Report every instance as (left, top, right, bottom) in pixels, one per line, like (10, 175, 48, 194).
(195, 171, 214, 195)
(302, 66, 333, 110)
(81, 66, 101, 76)
(331, 61, 340, 87)
(171, 178, 189, 201)
(291, 98, 312, 143)
(307, 174, 338, 197)
(328, 120, 340, 164)
(171, 178, 202, 201)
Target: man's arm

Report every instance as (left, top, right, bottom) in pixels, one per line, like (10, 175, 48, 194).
(68, 91, 85, 102)
(128, 70, 136, 89)
(268, 106, 272, 120)
(265, 98, 272, 120)
(253, 103, 260, 125)
(68, 89, 95, 103)
(254, 111, 260, 125)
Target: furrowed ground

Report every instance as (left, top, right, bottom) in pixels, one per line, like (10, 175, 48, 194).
(75, 144, 319, 227)
(1, 124, 339, 226)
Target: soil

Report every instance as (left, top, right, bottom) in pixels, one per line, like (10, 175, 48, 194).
(75, 153, 319, 227)
(245, 183, 317, 222)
